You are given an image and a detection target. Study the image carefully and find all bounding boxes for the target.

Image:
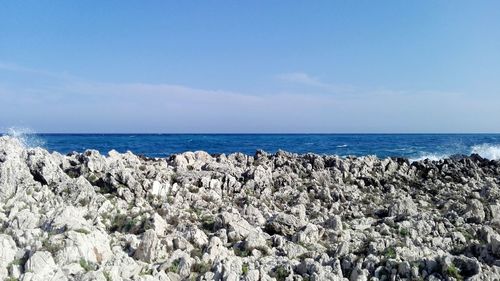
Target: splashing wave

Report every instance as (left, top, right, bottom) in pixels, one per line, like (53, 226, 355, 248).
(5, 127, 45, 148)
(409, 143, 500, 162)
(409, 153, 450, 162)
(471, 144, 500, 160)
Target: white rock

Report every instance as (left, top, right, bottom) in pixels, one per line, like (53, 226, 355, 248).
(0, 137, 34, 200)
(51, 206, 90, 232)
(463, 199, 485, 223)
(150, 181, 170, 198)
(57, 231, 112, 265)
(218, 211, 255, 241)
(134, 229, 160, 262)
(149, 213, 168, 237)
(244, 205, 266, 226)
(243, 269, 260, 281)
(9, 208, 40, 230)
(25, 251, 56, 276)
(294, 223, 321, 245)
(106, 247, 143, 279)
(243, 231, 268, 252)
(0, 234, 17, 280)
(389, 196, 418, 218)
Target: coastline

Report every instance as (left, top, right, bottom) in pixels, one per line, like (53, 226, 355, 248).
(3, 132, 500, 161)
(1, 136, 499, 280)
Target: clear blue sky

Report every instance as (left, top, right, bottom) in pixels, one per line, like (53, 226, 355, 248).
(1, 1, 499, 133)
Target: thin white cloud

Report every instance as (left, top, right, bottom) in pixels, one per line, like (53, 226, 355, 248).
(276, 72, 326, 87)
(0, 61, 77, 80)
(1, 63, 497, 133)
(276, 72, 355, 93)
(0, 63, 339, 133)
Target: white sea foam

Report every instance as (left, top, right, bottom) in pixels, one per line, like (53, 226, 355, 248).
(471, 144, 500, 160)
(336, 144, 348, 148)
(409, 143, 500, 162)
(409, 153, 450, 162)
(5, 127, 45, 148)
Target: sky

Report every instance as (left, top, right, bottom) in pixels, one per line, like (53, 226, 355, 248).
(1, 1, 499, 133)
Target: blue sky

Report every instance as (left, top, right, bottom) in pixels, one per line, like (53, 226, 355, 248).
(1, 1, 499, 133)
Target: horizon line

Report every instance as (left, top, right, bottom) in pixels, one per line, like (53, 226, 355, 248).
(2, 132, 500, 135)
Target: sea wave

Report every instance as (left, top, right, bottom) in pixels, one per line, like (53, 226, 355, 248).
(409, 143, 500, 162)
(409, 153, 450, 162)
(336, 144, 348, 148)
(471, 144, 500, 160)
(5, 127, 45, 148)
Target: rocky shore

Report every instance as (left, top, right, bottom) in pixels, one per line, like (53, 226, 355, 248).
(1, 136, 499, 281)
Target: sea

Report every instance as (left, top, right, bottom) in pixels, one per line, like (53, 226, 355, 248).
(3, 130, 500, 162)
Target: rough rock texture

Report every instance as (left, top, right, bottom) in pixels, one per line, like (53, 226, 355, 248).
(1, 136, 500, 280)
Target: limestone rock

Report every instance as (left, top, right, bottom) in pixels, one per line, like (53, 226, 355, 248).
(266, 213, 305, 236)
(0, 234, 17, 280)
(0, 136, 499, 280)
(134, 229, 160, 262)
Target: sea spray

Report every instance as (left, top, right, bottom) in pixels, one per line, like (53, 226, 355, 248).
(409, 153, 450, 162)
(5, 127, 45, 148)
(471, 144, 500, 160)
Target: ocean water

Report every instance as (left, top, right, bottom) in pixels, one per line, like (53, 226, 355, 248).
(4, 132, 500, 161)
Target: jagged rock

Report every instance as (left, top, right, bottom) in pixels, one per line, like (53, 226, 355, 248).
(0, 137, 33, 200)
(80, 271, 109, 281)
(183, 225, 209, 248)
(149, 180, 170, 198)
(204, 237, 230, 262)
(0, 234, 17, 280)
(293, 223, 322, 245)
(26, 148, 68, 186)
(266, 213, 305, 236)
(350, 267, 369, 281)
(389, 196, 418, 218)
(106, 248, 143, 279)
(57, 230, 112, 265)
(243, 231, 269, 252)
(243, 269, 260, 281)
(0, 136, 499, 280)
(134, 229, 160, 262)
(252, 166, 272, 188)
(325, 215, 343, 231)
(463, 199, 485, 223)
(24, 251, 65, 280)
(490, 204, 500, 230)
(51, 206, 91, 232)
(217, 211, 256, 242)
(147, 213, 168, 237)
(9, 208, 40, 230)
(243, 205, 266, 226)
(491, 234, 500, 257)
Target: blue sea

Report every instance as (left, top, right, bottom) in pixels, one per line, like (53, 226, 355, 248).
(4, 132, 500, 161)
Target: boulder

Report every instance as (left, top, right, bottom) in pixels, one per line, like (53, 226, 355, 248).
(389, 196, 418, 218)
(25, 251, 57, 277)
(0, 234, 17, 280)
(217, 211, 255, 241)
(293, 223, 322, 245)
(266, 213, 305, 236)
(463, 199, 485, 223)
(134, 229, 161, 262)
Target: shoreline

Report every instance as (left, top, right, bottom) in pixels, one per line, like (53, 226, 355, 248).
(1, 136, 499, 280)
(3, 132, 500, 161)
